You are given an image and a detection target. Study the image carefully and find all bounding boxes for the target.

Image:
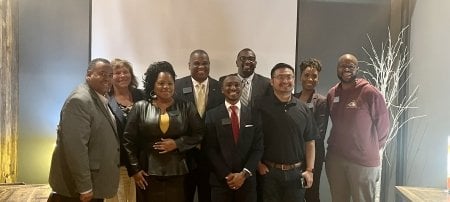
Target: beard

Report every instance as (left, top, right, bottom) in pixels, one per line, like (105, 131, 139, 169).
(338, 74, 357, 84)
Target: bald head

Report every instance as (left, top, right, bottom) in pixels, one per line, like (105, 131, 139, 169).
(337, 54, 359, 84)
(338, 54, 358, 66)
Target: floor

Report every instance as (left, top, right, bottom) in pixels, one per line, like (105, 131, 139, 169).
(0, 183, 51, 202)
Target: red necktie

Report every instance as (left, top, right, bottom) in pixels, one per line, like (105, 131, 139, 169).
(230, 105, 240, 143)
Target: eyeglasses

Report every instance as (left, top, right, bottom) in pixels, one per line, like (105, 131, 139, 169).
(94, 71, 113, 78)
(338, 63, 358, 70)
(191, 61, 210, 67)
(239, 56, 256, 62)
(273, 75, 294, 81)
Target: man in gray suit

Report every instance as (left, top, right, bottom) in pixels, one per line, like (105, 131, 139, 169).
(48, 58, 120, 202)
(221, 48, 272, 109)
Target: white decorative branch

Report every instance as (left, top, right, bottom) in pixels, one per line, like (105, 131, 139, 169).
(361, 26, 426, 164)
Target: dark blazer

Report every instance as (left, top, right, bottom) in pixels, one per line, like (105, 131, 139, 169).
(205, 104, 263, 187)
(293, 92, 328, 142)
(175, 76, 224, 116)
(49, 83, 120, 198)
(174, 75, 224, 171)
(123, 98, 204, 176)
(293, 91, 328, 166)
(220, 73, 272, 109)
(108, 88, 145, 136)
(108, 88, 145, 173)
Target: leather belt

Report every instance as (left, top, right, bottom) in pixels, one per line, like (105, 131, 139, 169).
(264, 160, 302, 171)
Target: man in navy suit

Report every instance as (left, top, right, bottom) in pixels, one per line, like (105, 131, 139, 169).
(175, 49, 224, 202)
(205, 74, 263, 202)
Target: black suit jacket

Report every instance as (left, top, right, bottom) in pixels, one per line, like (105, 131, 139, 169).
(219, 73, 272, 109)
(175, 76, 224, 116)
(205, 104, 263, 186)
(175, 76, 224, 170)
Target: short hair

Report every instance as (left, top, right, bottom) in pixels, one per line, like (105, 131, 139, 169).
(236, 48, 255, 58)
(299, 58, 322, 73)
(87, 58, 110, 72)
(270, 63, 294, 78)
(143, 61, 176, 99)
(220, 74, 240, 87)
(190, 49, 209, 59)
(111, 58, 139, 90)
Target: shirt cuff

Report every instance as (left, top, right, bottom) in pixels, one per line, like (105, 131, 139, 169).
(80, 189, 92, 195)
(242, 168, 252, 177)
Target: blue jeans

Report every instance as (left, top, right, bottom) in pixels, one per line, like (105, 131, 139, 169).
(262, 167, 305, 202)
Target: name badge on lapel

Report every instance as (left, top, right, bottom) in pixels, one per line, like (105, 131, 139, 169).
(221, 118, 231, 125)
(333, 96, 340, 103)
(307, 103, 314, 109)
(182, 87, 193, 94)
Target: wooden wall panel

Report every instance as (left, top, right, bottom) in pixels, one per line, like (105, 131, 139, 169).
(0, 0, 18, 183)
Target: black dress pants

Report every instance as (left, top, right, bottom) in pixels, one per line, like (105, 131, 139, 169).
(48, 192, 104, 202)
(136, 175, 185, 202)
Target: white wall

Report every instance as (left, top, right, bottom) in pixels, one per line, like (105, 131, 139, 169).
(407, 0, 450, 188)
(91, 0, 297, 83)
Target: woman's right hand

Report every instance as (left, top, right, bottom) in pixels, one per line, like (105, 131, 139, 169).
(133, 170, 149, 190)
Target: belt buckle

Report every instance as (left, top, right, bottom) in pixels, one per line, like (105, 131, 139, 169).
(281, 164, 288, 171)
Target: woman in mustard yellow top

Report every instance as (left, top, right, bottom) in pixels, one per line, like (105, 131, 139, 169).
(123, 61, 204, 202)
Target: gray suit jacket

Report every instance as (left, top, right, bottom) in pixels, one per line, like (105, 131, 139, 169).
(49, 83, 120, 199)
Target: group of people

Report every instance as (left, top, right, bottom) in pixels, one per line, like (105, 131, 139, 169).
(47, 48, 390, 202)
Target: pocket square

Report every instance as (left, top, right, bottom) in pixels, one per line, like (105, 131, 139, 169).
(245, 124, 254, 128)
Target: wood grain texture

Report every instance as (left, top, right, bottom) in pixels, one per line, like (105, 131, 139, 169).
(0, 184, 51, 201)
(0, 0, 19, 183)
(395, 186, 450, 202)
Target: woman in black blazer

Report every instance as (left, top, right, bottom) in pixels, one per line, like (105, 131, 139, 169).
(123, 61, 204, 202)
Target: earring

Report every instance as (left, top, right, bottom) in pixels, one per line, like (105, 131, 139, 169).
(150, 91, 157, 99)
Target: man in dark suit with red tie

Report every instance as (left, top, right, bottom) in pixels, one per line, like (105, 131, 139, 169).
(205, 74, 264, 202)
(175, 49, 224, 202)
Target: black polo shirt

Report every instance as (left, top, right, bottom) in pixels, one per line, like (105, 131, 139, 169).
(254, 93, 316, 164)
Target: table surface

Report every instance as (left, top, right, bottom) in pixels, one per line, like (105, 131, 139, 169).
(395, 186, 450, 202)
(0, 184, 51, 202)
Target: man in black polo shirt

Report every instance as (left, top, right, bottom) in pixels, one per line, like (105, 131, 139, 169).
(254, 63, 316, 202)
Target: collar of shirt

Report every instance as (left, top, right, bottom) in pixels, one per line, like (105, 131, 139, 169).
(270, 93, 297, 107)
(225, 100, 241, 117)
(191, 77, 209, 89)
(95, 91, 109, 106)
(297, 90, 316, 103)
(237, 73, 254, 84)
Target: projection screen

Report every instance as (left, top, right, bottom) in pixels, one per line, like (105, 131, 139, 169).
(91, 0, 297, 85)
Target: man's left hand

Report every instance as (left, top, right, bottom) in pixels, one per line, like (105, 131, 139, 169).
(301, 170, 314, 188)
